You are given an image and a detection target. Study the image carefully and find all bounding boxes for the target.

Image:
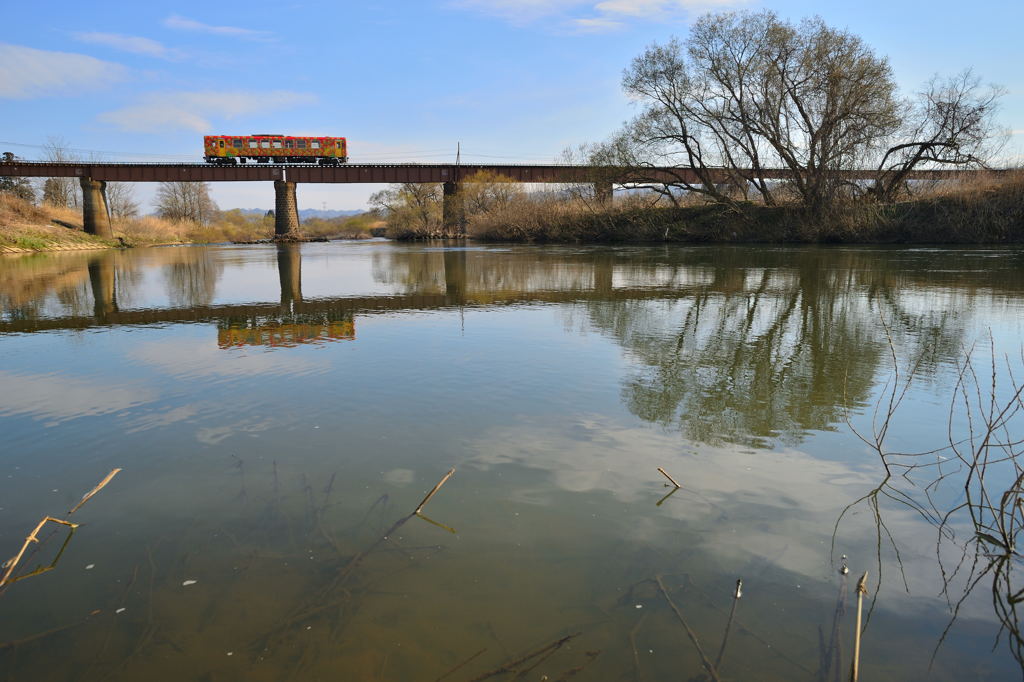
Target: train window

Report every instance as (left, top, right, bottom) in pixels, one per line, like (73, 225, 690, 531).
(285, 140, 294, 148)
(233, 139, 242, 147)
(218, 140, 225, 148)
(272, 141, 283, 148)
(297, 140, 307, 149)
(249, 141, 258, 148)
(261, 141, 271, 148)
(311, 141, 320, 149)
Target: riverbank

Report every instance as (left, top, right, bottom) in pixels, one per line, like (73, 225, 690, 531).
(0, 194, 382, 252)
(466, 172, 1024, 244)
(0, 196, 119, 253)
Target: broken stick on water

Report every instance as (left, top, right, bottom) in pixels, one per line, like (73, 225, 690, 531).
(1, 469, 122, 589)
(415, 467, 456, 515)
(657, 467, 681, 488)
(0, 517, 77, 588)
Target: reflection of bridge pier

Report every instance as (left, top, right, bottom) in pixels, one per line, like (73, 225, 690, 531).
(87, 254, 117, 319)
(593, 256, 614, 294)
(277, 243, 303, 308)
(443, 248, 467, 303)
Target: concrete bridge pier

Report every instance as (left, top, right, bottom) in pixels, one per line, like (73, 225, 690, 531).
(87, 254, 117, 318)
(594, 180, 613, 205)
(277, 242, 303, 308)
(274, 180, 301, 239)
(442, 181, 465, 237)
(79, 177, 113, 239)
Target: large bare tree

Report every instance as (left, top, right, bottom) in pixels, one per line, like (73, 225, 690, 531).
(608, 10, 1002, 213)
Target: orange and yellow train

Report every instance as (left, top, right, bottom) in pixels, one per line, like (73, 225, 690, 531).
(203, 135, 348, 165)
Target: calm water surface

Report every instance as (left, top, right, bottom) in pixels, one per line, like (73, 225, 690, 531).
(1, 241, 1023, 680)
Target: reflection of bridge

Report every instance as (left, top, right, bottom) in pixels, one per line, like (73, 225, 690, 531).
(0, 245, 699, 336)
(0, 161, 999, 240)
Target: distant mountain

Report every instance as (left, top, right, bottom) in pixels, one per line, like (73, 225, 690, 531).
(234, 208, 365, 219)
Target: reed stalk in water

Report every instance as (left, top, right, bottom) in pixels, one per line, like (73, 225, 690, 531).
(655, 575, 722, 682)
(416, 467, 455, 514)
(714, 578, 742, 671)
(850, 571, 868, 682)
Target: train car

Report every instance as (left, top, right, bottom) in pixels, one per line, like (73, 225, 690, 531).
(203, 135, 347, 165)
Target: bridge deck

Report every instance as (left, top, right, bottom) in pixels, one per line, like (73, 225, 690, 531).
(0, 162, 1005, 184)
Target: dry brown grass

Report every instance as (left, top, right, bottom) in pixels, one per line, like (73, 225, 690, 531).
(468, 172, 1024, 244)
(0, 195, 113, 251)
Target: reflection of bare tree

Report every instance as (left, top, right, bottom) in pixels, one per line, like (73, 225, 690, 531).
(835, 343, 1024, 669)
(162, 249, 223, 308)
(588, 250, 969, 447)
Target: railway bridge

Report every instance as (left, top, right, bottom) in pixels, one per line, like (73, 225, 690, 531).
(0, 161, 996, 240)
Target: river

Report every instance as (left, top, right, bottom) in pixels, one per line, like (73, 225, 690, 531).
(1, 241, 1023, 680)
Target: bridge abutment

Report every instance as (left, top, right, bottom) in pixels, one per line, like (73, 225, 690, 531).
(79, 177, 113, 239)
(442, 181, 465, 237)
(274, 180, 301, 239)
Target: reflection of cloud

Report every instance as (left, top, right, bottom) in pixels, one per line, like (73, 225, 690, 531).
(99, 90, 318, 133)
(0, 371, 155, 424)
(196, 416, 273, 445)
(383, 468, 416, 485)
(128, 338, 325, 379)
(466, 415, 985, 615)
(125, 405, 199, 433)
(0, 43, 126, 99)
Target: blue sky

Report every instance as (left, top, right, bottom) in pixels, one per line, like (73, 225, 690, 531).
(2, 0, 1022, 211)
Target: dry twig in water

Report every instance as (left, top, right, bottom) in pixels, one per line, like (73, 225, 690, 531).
(657, 467, 681, 488)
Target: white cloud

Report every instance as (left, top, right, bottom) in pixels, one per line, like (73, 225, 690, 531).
(0, 43, 126, 99)
(571, 17, 624, 32)
(163, 14, 272, 40)
(98, 90, 319, 133)
(72, 32, 182, 60)
(597, 0, 744, 17)
(454, 0, 747, 31)
(450, 0, 587, 23)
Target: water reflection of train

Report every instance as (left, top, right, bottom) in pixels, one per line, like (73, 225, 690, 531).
(217, 317, 355, 348)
